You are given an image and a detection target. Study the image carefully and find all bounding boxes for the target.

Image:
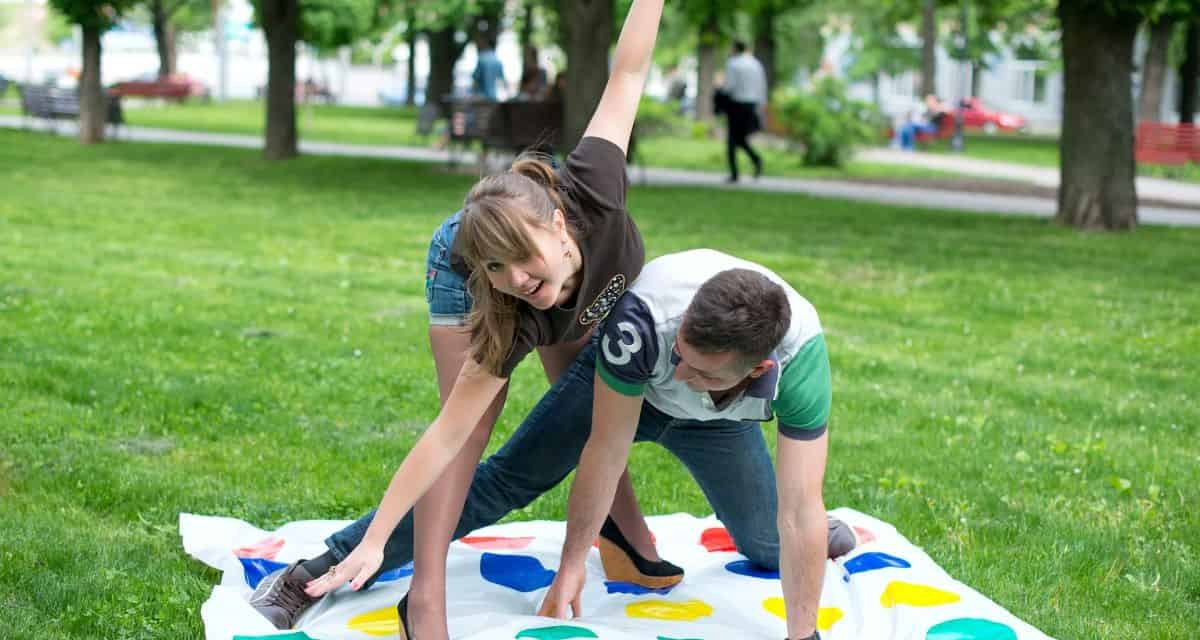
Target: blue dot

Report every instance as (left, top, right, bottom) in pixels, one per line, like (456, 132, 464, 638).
(603, 581, 676, 595)
(843, 552, 911, 582)
(479, 552, 556, 592)
(724, 560, 780, 579)
(239, 557, 288, 589)
(376, 561, 414, 582)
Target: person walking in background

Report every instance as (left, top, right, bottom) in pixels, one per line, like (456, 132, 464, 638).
(721, 40, 767, 182)
(472, 36, 507, 101)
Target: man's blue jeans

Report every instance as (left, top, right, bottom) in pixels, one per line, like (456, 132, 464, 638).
(325, 333, 780, 584)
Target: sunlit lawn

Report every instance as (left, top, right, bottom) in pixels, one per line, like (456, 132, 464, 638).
(1, 129, 1198, 638)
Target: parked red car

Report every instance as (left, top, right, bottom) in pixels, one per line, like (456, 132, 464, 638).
(109, 73, 209, 102)
(956, 97, 1026, 133)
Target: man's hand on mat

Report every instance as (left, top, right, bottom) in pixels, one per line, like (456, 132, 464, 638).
(304, 544, 383, 596)
(537, 566, 585, 619)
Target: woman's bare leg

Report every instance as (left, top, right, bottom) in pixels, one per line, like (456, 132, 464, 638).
(408, 325, 508, 640)
(536, 333, 661, 562)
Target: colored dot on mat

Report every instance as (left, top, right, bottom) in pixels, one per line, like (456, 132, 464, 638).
(725, 560, 780, 580)
(625, 599, 713, 621)
(480, 552, 556, 592)
(376, 561, 414, 583)
(853, 526, 877, 544)
(656, 636, 704, 640)
(880, 581, 961, 608)
(346, 607, 398, 637)
(233, 536, 286, 560)
(762, 599, 844, 632)
(514, 625, 598, 639)
(842, 552, 912, 581)
(605, 580, 676, 595)
(700, 527, 736, 552)
(238, 557, 287, 589)
(461, 536, 535, 550)
(925, 618, 1017, 640)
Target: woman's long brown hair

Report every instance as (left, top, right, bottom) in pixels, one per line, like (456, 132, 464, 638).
(454, 153, 573, 376)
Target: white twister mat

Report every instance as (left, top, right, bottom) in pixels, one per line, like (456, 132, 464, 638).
(181, 508, 1054, 640)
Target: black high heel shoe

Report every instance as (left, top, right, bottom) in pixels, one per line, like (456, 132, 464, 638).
(396, 593, 413, 640)
(598, 516, 684, 589)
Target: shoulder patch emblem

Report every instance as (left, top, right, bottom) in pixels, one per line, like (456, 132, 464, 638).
(579, 274, 627, 325)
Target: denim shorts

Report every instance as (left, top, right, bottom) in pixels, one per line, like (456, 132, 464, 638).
(426, 210, 473, 326)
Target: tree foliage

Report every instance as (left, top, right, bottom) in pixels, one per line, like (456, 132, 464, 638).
(48, 0, 135, 29)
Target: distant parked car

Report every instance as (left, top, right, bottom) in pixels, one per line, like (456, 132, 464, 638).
(956, 97, 1026, 134)
(109, 73, 209, 102)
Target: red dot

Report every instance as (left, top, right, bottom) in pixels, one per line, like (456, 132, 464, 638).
(853, 526, 876, 544)
(700, 527, 736, 552)
(460, 536, 535, 550)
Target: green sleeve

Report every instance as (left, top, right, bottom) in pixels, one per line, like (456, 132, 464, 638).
(596, 352, 646, 397)
(772, 334, 832, 438)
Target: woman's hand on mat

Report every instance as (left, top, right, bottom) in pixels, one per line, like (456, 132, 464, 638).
(304, 544, 384, 596)
(538, 566, 585, 619)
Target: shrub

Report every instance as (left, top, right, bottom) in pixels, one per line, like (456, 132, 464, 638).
(771, 78, 885, 167)
(634, 96, 690, 138)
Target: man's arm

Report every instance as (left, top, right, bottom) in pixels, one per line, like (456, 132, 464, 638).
(538, 376, 643, 617)
(776, 430, 830, 640)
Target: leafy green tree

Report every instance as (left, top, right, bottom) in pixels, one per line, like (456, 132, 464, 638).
(254, 0, 392, 158)
(47, 0, 137, 144)
(133, 0, 211, 78)
(1055, 0, 1200, 229)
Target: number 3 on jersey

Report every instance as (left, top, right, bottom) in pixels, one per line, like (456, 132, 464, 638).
(602, 321, 643, 365)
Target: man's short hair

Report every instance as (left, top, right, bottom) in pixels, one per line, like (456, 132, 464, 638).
(681, 268, 791, 370)
(732, 40, 748, 54)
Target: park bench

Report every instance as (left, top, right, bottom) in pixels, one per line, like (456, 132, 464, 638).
(439, 96, 647, 182)
(442, 97, 564, 171)
(18, 84, 125, 136)
(1135, 122, 1199, 166)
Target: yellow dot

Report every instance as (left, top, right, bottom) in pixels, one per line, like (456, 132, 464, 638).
(346, 606, 399, 636)
(879, 581, 961, 608)
(625, 599, 713, 621)
(762, 598, 844, 631)
(817, 607, 844, 631)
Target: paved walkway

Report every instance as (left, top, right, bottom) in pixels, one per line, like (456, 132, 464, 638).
(858, 147, 1200, 208)
(6, 116, 1198, 227)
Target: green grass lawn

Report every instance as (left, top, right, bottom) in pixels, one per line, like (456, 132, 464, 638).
(115, 98, 956, 180)
(123, 99, 427, 147)
(2, 129, 1198, 639)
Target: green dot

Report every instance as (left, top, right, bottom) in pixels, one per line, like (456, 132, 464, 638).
(515, 625, 599, 640)
(926, 618, 1018, 640)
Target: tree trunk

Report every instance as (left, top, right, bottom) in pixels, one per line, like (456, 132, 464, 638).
(261, 0, 299, 160)
(1137, 19, 1172, 122)
(969, 61, 982, 96)
(152, 0, 178, 77)
(696, 13, 718, 122)
(754, 6, 777, 95)
(1056, 3, 1139, 230)
(1180, 19, 1199, 124)
(425, 26, 463, 119)
(558, 0, 613, 150)
(404, 10, 417, 106)
(79, 24, 105, 144)
(920, 0, 937, 97)
(520, 1, 535, 54)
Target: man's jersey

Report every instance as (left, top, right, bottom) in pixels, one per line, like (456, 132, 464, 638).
(595, 250, 831, 440)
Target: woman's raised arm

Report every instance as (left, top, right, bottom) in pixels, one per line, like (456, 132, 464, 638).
(581, 0, 665, 154)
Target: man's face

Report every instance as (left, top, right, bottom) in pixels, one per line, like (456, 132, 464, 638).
(672, 332, 754, 393)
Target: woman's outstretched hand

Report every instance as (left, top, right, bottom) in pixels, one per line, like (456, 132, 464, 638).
(304, 543, 384, 597)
